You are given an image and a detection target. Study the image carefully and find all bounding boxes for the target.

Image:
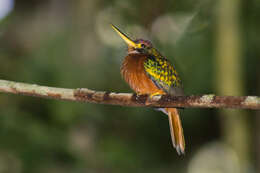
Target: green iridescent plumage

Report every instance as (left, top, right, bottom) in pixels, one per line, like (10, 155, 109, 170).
(143, 48, 183, 96)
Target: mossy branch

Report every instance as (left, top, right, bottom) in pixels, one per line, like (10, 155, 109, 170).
(0, 79, 259, 110)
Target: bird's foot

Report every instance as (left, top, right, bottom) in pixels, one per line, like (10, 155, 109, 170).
(149, 91, 165, 99)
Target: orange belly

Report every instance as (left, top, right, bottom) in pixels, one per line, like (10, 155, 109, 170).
(120, 54, 164, 95)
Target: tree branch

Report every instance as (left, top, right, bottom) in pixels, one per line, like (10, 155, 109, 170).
(0, 79, 259, 110)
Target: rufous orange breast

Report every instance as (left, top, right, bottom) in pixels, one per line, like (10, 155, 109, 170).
(120, 54, 165, 95)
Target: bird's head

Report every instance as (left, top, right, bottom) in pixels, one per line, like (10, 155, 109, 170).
(111, 24, 153, 55)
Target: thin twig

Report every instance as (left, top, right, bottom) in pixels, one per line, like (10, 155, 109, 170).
(0, 79, 259, 110)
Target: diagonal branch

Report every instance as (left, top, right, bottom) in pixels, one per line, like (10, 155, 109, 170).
(0, 79, 259, 110)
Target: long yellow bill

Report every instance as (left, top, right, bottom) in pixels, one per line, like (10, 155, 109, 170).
(111, 24, 137, 48)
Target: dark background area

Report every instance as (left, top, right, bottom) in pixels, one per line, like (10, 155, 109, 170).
(0, 0, 259, 172)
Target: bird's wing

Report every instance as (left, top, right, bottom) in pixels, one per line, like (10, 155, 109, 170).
(143, 55, 184, 96)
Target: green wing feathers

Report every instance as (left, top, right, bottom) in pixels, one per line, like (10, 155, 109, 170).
(143, 54, 183, 95)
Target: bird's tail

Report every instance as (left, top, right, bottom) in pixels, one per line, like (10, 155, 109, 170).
(164, 108, 185, 155)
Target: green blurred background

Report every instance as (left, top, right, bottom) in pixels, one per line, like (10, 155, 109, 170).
(0, 0, 259, 172)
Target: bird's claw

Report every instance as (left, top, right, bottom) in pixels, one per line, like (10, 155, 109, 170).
(149, 92, 164, 99)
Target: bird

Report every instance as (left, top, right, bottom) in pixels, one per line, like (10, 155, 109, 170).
(111, 24, 185, 155)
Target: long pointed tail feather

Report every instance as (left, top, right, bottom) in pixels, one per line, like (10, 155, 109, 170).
(164, 108, 185, 155)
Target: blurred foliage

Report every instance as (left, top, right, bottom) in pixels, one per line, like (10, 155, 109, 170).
(0, 0, 259, 173)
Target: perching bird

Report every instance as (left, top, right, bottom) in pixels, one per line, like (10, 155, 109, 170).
(111, 24, 185, 155)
